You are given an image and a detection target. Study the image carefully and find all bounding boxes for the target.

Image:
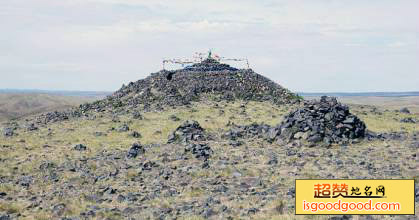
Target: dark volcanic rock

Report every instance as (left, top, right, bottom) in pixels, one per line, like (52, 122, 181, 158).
(18, 176, 33, 187)
(400, 107, 410, 114)
(94, 131, 106, 137)
(26, 123, 38, 131)
(127, 142, 145, 159)
(118, 124, 130, 132)
(74, 144, 87, 151)
(169, 115, 181, 121)
(132, 111, 143, 119)
(223, 97, 366, 145)
(130, 131, 142, 138)
(400, 118, 417, 123)
(3, 127, 15, 137)
(185, 143, 213, 160)
(168, 120, 206, 144)
(278, 96, 366, 144)
(52, 203, 66, 216)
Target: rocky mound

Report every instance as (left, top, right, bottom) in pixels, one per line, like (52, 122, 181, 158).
(222, 96, 366, 145)
(85, 58, 298, 111)
(278, 96, 366, 144)
(30, 58, 299, 125)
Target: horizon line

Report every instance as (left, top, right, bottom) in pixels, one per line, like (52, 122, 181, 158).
(1, 88, 419, 97)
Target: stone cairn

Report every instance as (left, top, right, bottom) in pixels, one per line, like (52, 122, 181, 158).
(223, 96, 367, 145)
(278, 96, 366, 144)
(167, 120, 206, 144)
(167, 120, 212, 162)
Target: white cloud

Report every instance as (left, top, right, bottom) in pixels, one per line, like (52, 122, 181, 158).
(387, 41, 408, 48)
(0, 0, 418, 91)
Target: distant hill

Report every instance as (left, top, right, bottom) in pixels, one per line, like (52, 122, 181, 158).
(0, 93, 101, 122)
(0, 89, 111, 97)
(299, 91, 419, 97)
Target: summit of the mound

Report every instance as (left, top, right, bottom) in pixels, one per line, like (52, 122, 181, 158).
(103, 58, 299, 109)
(31, 58, 300, 124)
(183, 58, 239, 72)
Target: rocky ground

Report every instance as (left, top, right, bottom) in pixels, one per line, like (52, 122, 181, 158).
(0, 99, 418, 220)
(0, 60, 418, 219)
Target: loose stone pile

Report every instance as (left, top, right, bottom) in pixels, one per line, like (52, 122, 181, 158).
(278, 96, 366, 144)
(168, 120, 206, 144)
(185, 143, 212, 161)
(400, 118, 417, 123)
(168, 120, 213, 162)
(400, 107, 410, 114)
(3, 127, 15, 137)
(223, 96, 367, 145)
(74, 144, 87, 151)
(126, 142, 145, 159)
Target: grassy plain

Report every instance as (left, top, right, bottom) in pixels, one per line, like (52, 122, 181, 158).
(0, 95, 418, 219)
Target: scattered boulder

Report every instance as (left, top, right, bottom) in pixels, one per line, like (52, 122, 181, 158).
(52, 203, 66, 216)
(168, 120, 206, 144)
(118, 124, 130, 132)
(18, 176, 33, 187)
(400, 118, 417, 123)
(185, 143, 212, 160)
(132, 111, 143, 119)
(126, 142, 145, 159)
(3, 127, 15, 137)
(247, 208, 259, 215)
(266, 156, 278, 165)
(169, 115, 181, 121)
(130, 131, 142, 138)
(400, 107, 410, 114)
(141, 160, 157, 171)
(26, 123, 38, 131)
(278, 96, 366, 144)
(39, 161, 56, 171)
(94, 131, 106, 137)
(74, 144, 87, 151)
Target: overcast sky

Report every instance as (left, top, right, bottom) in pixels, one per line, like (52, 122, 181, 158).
(1, 0, 418, 92)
